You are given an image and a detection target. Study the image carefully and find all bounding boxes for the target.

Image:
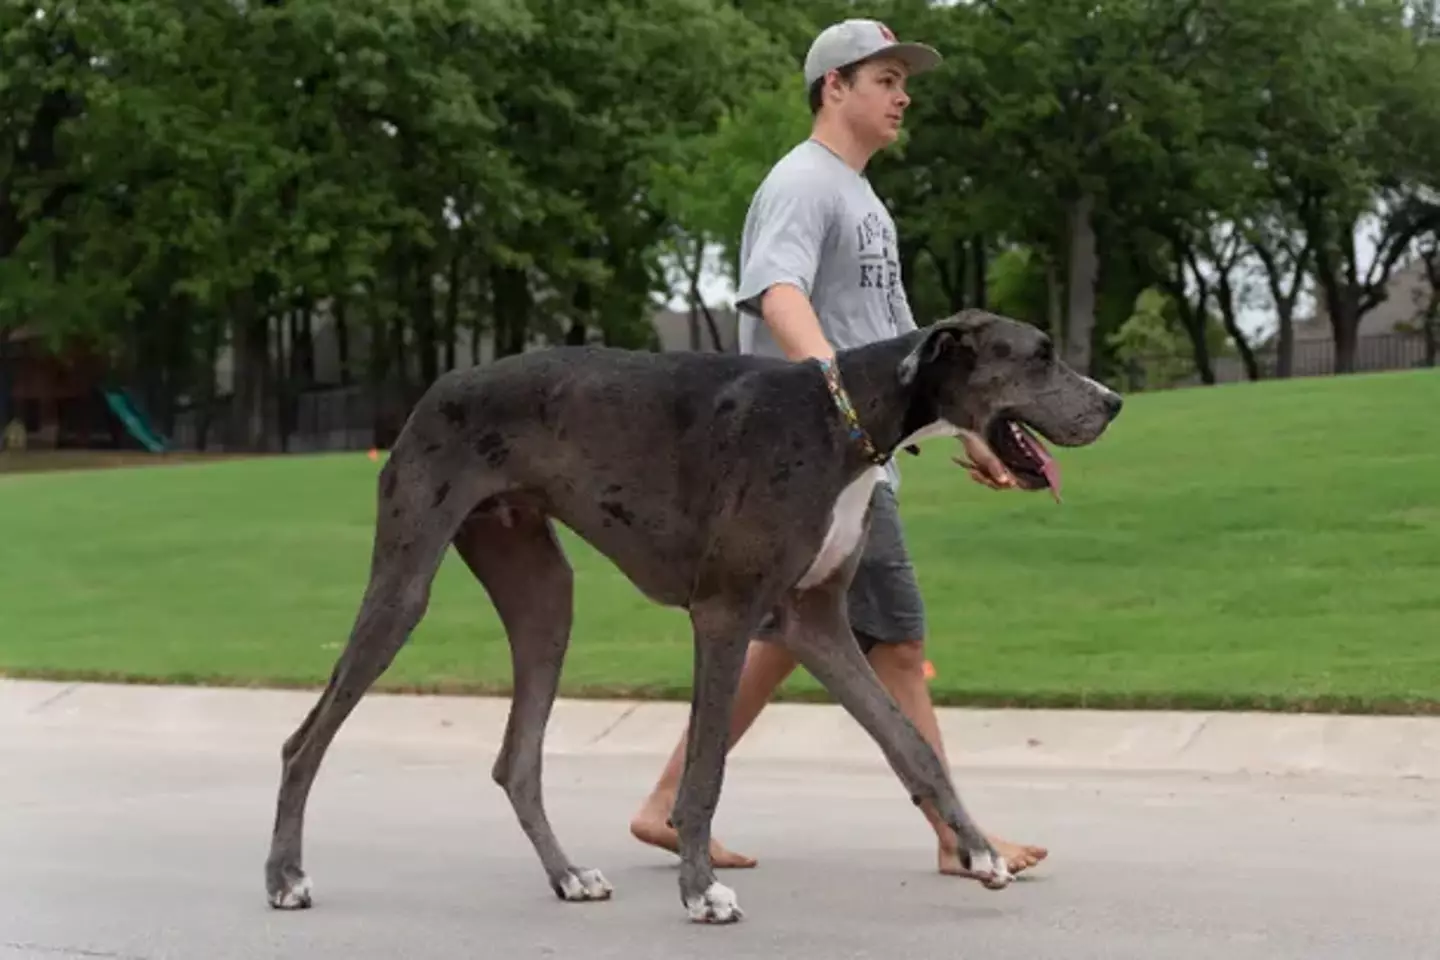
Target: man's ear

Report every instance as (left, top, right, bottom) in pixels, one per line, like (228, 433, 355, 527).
(897, 317, 974, 387)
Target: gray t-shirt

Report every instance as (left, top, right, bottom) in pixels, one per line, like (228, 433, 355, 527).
(734, 138, 918, 487)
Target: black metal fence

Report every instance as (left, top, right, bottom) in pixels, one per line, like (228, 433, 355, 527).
(1130, 332, 1433, 391)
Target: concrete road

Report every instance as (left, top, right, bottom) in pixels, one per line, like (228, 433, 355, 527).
(4, 705, 1438, 960)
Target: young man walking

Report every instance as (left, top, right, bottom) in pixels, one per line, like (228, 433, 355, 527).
(630, 18, 1048, 878)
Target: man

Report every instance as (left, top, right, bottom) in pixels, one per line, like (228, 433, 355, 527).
(629, 18, 1048, 878)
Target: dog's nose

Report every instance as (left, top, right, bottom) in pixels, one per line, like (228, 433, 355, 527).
(1104, 391, 1123, 420)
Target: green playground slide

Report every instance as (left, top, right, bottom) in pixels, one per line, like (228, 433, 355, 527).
(103, 390, 170, 453)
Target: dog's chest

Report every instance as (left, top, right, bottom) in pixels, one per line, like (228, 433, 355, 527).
(796, 466, 883, 589)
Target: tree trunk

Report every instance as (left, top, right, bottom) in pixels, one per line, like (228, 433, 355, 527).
(274, 311, 292, 453)
(922, 238, 966, 313)
(334, 297, 351, 386)
(948, 237, 968, 311)
(1275, 308, 1295, 378)
(699, 300, 724, 353)
(1318, 274, 1362, 374)
(1044, 256, 1063, 344)
(1252, 239, 1309, 379)
(364, 283, 395, 448)
(389, 247, 414, 401)
(0, 327, 15, 432)
(682, 243, 724, 352)
(970, 233, 988, 309)
(1426, 307, 1438, 369)
(1167, 240, 1216, 385)
(445, 247, 461, 371)
(569, 278, 592, 347)
(1176, 296, 1217, 385)
(293, 300, 316, 386)
(471, 277, 484, 367)
(491, 264, 531, 358)
(1064, 194, 1099, 375)
(195, 313, 222, 451)
(414, 252, 438, 387)
(1213, 268, 1260, 381)
(684, 238, 703, 350)
(229, 286, 271, 452)
(1420, 247, 1439, 368)
(1333, 311, 1359, 374)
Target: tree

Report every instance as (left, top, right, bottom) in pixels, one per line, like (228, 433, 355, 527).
(1257, 0, 1440, 373)
(924, 0, 1228, 378)
(1, 0, 785, 450)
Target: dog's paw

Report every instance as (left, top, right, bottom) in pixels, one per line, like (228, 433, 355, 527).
(966, 847, 1014, 891)
(268, 871, 314, 910)
(685, 881, 743, 924)
(552, 867, 613, 902)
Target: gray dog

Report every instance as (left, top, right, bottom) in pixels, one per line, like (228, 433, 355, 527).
(264, 308, 1122, 924)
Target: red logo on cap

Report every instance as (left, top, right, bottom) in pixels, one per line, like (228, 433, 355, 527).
(878, 23, 896, 41)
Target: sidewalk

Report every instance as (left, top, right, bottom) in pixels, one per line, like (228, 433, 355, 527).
(4, 677, 1438, 779)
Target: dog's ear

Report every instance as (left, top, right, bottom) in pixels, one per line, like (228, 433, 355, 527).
(897, 316, 976, 387)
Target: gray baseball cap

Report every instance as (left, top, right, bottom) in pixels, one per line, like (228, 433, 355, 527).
(802, 18, 943, 87)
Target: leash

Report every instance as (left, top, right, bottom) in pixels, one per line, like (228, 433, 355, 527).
(817, 356, 895, 466)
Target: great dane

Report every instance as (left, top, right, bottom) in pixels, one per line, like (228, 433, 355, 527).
(263, 308, 1123, 924)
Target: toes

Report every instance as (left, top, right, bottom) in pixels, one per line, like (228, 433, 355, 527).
(711, 846, 758, 870)
(554, 867, 614, 902)
(966, 847, 1014, 891)
(685, 881, 744, 924)
(578, 868, 613, 900)
(268, 873, 314, 910)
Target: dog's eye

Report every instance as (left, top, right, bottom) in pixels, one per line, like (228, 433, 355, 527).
(1036, 340, 1054, 364)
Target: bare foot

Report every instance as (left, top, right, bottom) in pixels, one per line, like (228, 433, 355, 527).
(939, 835, 1048, 878)
(629, 806, 758, 869)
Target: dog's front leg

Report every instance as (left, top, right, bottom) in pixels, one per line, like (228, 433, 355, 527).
(778, 581, 1013, 891)
(670, 597, 758, 924)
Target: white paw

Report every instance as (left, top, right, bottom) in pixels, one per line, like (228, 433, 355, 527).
(686, 881, 743, 924)
(968, 848, 1013, 890)
(269, 873, 314, 909)
(555, 867, 613, 902)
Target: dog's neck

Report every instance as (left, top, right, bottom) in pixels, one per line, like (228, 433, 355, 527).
(822, 332, 951, 465)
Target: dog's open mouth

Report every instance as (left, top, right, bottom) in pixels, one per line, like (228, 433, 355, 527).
(987, 417, 1062, 502)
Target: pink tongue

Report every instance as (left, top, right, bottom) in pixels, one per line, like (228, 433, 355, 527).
(1016, 426, 1062, 504)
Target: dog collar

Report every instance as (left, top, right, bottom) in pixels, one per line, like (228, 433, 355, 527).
(817, 357, 890, 466)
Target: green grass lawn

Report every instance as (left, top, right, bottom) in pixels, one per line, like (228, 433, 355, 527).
(3, 368, 1438, 713)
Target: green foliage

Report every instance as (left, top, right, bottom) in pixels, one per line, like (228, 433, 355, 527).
(3, 0, 1439, 449)
(985, 246, 1049, 330)
(1107, 288, 1231, 392)
(651, 74, 813, 283)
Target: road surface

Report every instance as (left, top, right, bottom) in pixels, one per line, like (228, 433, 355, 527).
(4, 698, 1438, 960)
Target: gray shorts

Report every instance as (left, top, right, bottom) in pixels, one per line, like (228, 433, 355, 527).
(759, 482, 926, 652)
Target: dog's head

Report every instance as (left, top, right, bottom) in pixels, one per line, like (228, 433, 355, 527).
(898, 309, 1123, 496)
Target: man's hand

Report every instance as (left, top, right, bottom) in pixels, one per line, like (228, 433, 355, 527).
(954, 431, 1016, 491)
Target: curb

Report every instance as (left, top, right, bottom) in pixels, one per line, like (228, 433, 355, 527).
(5, 678, 1439, 780)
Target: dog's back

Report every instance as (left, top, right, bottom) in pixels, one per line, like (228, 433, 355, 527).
(391, 346, 819, 606)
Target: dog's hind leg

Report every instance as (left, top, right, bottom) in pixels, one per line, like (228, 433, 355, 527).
(450, 504, 612, 904)
(777, 578, 1013, 892)
(265, 451, 477, 910)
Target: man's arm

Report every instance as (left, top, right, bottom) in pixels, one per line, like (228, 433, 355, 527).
(734, 175, 835, 357)
(757, 282, 835, 361)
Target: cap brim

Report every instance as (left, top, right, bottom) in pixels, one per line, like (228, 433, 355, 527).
(866, 41, 942, 76)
